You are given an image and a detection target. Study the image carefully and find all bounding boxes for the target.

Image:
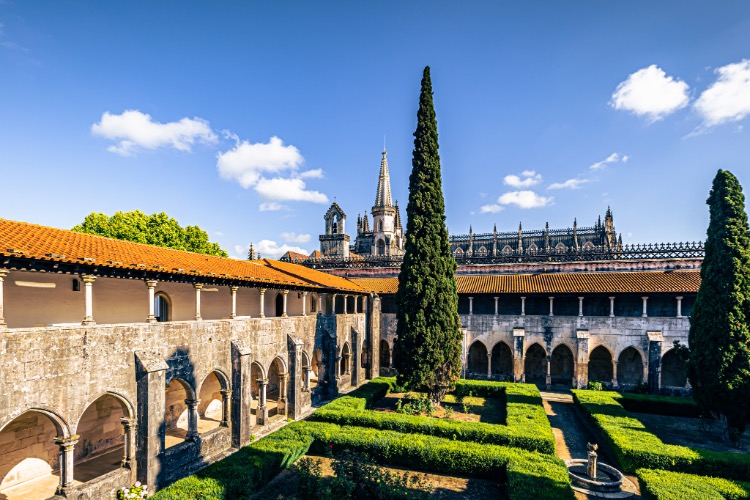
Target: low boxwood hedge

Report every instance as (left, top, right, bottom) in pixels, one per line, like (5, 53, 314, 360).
(153, 420, 574, 500)
(573, 390, 750, 481)
(637, 468, 750, 500)
(618, 393, 701, 418)
(311, 378, 555, 454)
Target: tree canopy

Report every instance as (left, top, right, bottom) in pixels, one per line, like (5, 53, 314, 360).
(393, 67, 462, 403)
(688, 169, 750, 439)
(72, 210, 229, 257)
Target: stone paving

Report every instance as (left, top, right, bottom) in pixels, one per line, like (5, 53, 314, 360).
(541, 391, 640, 500)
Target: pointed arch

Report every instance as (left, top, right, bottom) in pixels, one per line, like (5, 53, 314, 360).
(467, 340, 489, 376)
(617, 346, 644, 387)
(550, 344, 574, 386)
(491, 341, 513, 379)
(501, 245, 513, 255)
(379, 339, 391, 370)
(524, 343, 546, 384)
(662, 349, 688, 388)
(588, 345, 613, 383)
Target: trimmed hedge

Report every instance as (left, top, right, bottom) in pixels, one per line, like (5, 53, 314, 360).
(637, 469, 750, 500)
(573, 390, 750, 481)
(618, 393, 702, 418)
(154, 420, 574, 500)
(311, 378, 555, 454)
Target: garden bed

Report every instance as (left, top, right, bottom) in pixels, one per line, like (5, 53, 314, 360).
(372, 392, 506, 424)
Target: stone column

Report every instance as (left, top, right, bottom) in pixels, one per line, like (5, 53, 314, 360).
(546, 356, 552, 388)
(146, 280, 158, 323)
(676, 296, 683, 318)
(612, 361, 619, 389)
(81, 275, 96, 325)
(54, 436, 79, 496)
(121, 418, 136, 469)
(468, 296, 474, 315)
(578, 297, 584, 317)
(494, 297, 499, 315)
(575, 330, 590, 389)
(609, 296, 615, 318)
(344, 295, 349, 315)
(279, 373, 288, 416)
(231, 341, 253, 447)
(512, 328, 525, 382)
(0, 269, 9, 327)
(257, 378, 268, 425)
(185, 398, 200, 441)
(332, 294, 338, 314)
(641, 296, 649, 318)
(230, 286, 238, 319)
(259, 288, 266, 318)
(647, 331, 663, 394)
(304, 367, 312, 391)
(302, 291, 308, 316)
(354, 296, 359, 314)
(282, 290, 289, 317)
(548, 296, 554, 317)
(220, 389, 232, 428)
(318, 293, 324, 314)
(135, 351, 168, 489)
(487, 352, 493, 379)
(193, 284, 203, 320)
(520, 296, 526, 316)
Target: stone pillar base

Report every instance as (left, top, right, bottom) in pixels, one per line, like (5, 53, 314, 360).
(258, 405, 268, 425)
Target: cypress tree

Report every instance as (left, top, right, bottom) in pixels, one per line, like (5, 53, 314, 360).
(688, 169, 750, 439)
(393, 67, 462, 403)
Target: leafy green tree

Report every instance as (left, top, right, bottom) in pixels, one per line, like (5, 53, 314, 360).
(393, 67, 462, 404)
(73, 210, 228, 257)
(688, 169, 750, 439)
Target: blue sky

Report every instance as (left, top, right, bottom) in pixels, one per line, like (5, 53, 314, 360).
(1, 2, 749, 258)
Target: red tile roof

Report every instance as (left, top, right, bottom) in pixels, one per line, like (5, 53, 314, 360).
(0, 218, 365, 293)
(352, 271, 700, 295)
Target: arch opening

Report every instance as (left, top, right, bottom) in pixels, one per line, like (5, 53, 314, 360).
(617, 347, 644, 387)
(267, 358, 287, 419)
(74, 394, 129, 483)
(661, 349, 688, 388)
(524, 343, 546, 385)
(467, 341, 488, 377)
(250, 362, 264, 427)
(550, 345, 574, 386)
(379, 340, 391, 372)
(198, 372, 226, 434)
(340, 343, 351, 376)
(589, 346, 613, 384)
(165, 379, 191, 449)
(155, 292, 171, 322)
(311, 349, 323, 389)
(491, 342, 513, 380)
(376, 239, 385, 256)
(275, 293, 284, 317)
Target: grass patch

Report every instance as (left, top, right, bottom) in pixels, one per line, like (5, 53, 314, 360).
(636, 468, 750, 500)
(573, 390, 750, 481)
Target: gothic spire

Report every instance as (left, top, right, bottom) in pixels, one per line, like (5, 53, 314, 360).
(374, 149, 394, 208)
(394, 201, 402, 229)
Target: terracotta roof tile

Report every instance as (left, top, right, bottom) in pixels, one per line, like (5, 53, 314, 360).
(352, 271, 700, 295)
(0, 218, 365, 293)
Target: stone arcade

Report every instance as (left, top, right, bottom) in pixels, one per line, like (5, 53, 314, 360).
(0, 219, 379, 499)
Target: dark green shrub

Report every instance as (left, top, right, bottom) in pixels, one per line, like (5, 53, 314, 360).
(637, 468, 750, 500)
(619, 393, 701, 418)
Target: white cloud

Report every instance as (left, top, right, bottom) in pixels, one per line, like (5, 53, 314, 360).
(299, 168, 324, 179)
(497, 190, 553, 209)
(610, 65, 690, 121)
(480, 204, 503, 214)
(255, 177, 328, 203)
(281, 232, 311, 244)
(217, 135, 304, 188)
(92, 110, 217, 156)
(548, 178, 590, 190)
(590, 152, 627, 170)
(255, 240, 309, 259)
(504, 170, 542, 188)
(694, 59, 750, 127)
(259, 202, 286, 212)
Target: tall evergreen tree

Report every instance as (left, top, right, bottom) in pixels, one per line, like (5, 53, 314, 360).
(688, 169, 750, 439)
(393, 67, 462, 403)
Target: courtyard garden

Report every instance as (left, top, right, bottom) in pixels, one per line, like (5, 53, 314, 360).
(151, 377, 573, 499)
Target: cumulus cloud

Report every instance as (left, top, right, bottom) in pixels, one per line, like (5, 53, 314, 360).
(255, 240, 309, 259)
(92, 110, 217, 155)
(281, 232, 311, 244)
(217, 135, 304, 188)
(504, 170, 542, 188)
(259, 202, 285, 212)
(255, 177, 328, 203)
(548, 178, 590, 190)
(497, 190, 553, 209)
(610, 65, 690, 121)
(480, 204, 504, 214)
(590, 152, 628, 170)
(217, 135, 328, 204)
(694, 59, 750, 127)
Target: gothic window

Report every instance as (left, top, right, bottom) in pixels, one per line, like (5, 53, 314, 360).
(501, 245, 513, 255)
(583, 241, 595, 251)
(454, 247, 464, 257)
(310, 294, 317, 313)
(477, 246, 488, 256)
(377, 239, 386, 256)
(527, 243, 538, 255)
(555, 242, 567, 253)
(378, 220, 384, 232)
(332, 216, 338, 234)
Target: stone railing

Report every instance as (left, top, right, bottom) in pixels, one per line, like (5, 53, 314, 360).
(290, 241, 705, 269)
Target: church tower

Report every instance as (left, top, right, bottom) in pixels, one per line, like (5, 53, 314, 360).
(319, 202, 350, 258)
(370, 149, 404, 256)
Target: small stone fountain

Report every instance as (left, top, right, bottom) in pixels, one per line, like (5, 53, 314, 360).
(565, 443, 635, 498)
